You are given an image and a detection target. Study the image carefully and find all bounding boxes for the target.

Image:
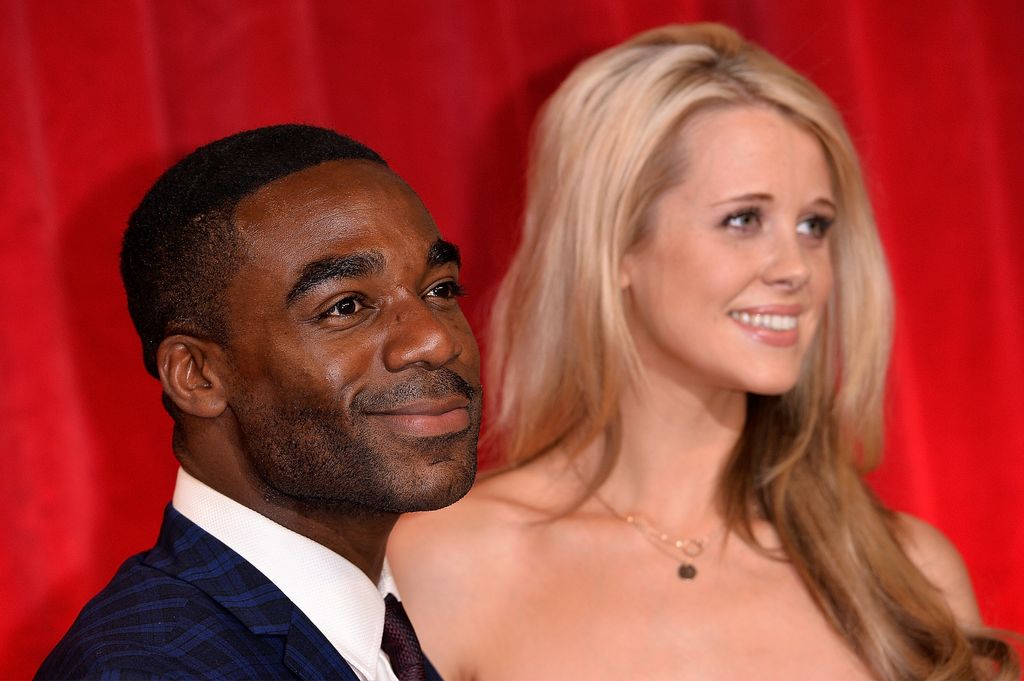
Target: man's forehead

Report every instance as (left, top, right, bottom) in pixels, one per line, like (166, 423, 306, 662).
(234, 158, 405, 223)
(232, 159, 439, 254)
(223, 159, 456, 307)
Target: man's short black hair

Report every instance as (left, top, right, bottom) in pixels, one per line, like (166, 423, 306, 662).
(121, 124, 387, 378)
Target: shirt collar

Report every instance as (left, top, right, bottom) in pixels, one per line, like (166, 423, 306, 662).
(171, 467, 396, 680)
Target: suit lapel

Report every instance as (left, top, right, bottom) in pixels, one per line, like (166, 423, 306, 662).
(283, 608, 362, 681)
(424, 655, 444, 681)
(146, 505, 361, 679)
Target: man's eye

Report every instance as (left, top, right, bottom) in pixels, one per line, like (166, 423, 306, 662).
(323, 295, 365, 317)
(796, 215, 834, 238)
(721, 209, 761, 231)
(426, 281, 466, 300)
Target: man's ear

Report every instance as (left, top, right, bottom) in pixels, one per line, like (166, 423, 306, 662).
(157, 335, 228, 418)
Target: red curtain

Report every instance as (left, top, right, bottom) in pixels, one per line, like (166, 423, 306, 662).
(2, 1, 1021, 677)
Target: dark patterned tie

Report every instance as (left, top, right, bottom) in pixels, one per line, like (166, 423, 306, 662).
(382, 594, 427, 681)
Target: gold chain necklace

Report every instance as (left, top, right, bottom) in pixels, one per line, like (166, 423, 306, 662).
(594, 494, 722, 580)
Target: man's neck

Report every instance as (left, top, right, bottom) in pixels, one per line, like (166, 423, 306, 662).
(178, 453, 397, 582)
(250, 497, 399, 582)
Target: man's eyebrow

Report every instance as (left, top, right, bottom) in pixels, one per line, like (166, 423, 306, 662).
(427, 239, 461, 269)
(286, 251, 385, 305)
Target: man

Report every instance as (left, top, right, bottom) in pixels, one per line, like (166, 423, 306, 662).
(37, 124, 481, 680)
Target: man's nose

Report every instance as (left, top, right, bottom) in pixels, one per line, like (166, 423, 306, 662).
(381, 298, 464, 372)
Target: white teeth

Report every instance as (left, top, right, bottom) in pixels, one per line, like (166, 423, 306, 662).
(730, 311, 798, 331)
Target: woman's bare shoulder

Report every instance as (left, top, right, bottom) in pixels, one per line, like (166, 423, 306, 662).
(389, 454, 575, 587)
(387, 458, 575, 680)
(895, 512, 983, 627)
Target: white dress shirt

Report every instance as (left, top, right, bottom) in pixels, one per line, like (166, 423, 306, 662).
(171, 467, 402, 681)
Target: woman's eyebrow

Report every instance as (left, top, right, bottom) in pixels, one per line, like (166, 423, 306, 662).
(710, 192, 773, 206)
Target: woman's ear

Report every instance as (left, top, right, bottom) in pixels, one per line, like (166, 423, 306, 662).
(156, 335, 228, 418)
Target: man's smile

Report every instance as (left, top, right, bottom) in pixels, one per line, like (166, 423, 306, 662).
(364, 396, 472, 437)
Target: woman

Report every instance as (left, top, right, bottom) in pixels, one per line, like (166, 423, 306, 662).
(390, 23, 1017, 681)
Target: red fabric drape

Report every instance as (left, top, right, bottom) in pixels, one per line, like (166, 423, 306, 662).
(2, 1, 1021, 677)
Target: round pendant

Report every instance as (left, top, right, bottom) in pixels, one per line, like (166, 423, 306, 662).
(678, 563, 697, 579)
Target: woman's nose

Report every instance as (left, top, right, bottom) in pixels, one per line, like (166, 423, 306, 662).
(761, 232, 811, 290)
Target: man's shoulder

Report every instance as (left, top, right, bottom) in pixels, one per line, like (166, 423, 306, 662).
(35, 512, 305, 680)
(36, 550, 279, 679)
(67, 548, 250, 628)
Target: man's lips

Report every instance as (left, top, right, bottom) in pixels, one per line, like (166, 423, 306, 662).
(364, 397, 471, 437)
(367, 396, 470, 416)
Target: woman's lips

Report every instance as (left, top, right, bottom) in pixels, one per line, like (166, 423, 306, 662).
(365, 398, 471, 437)
(728, 305, 802, 347)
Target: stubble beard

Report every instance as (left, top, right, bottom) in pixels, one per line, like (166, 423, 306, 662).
(233, 371, 480, 516)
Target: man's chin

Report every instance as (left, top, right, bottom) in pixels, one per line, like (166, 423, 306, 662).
(406, 454, 477, 511)
(421, 454, 477, 507)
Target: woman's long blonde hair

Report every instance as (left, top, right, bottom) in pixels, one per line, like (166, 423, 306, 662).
(487, 23, 1017, 681)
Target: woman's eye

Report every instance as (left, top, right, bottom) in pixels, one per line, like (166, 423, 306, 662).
(796, 215, 834, 238)
(323, 295, 365, 317)
(426, 281, 466, 300)
(722, 209, 761, 231)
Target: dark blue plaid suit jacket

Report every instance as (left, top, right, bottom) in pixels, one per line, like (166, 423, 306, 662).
(36, 505, 444, 681)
